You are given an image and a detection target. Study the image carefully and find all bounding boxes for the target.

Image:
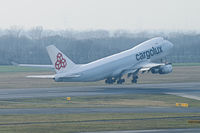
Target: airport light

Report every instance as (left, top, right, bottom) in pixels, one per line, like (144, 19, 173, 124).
(66, 97, 71, 103)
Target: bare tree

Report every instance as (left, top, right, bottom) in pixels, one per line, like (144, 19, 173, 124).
(6, 25, 23, 38)
(29, 26, 43, 40)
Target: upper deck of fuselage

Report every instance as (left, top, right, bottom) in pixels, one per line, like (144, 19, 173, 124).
(73, 37, 165, 72)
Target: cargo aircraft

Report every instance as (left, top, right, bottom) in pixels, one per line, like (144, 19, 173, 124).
(17, 37, 173, 84)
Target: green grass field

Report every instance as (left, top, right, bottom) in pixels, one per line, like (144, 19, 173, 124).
(0, 94, 200, 109)
(173, 63, 200, 66)
(0, 113, 200, 133)
(0, 65, 52, 73)
(0, 62, 199, 73)
(0, 64, 200, 89)
(0, 93, 200, 132)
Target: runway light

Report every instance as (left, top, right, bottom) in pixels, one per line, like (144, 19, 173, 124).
(176, 103, 188, 107)
(66, 97, 71, 101)
(66, 97, 71, 103)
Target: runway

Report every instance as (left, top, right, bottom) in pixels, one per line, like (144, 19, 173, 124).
(1, 82, 200, 132)
(83, 128, 200, 133)
(0, 107, 200, 115)
(0, 82, 200, 99)
(0, 82, 200, 115)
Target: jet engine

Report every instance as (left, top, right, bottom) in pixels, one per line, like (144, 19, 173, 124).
(151, 64, 172, 74)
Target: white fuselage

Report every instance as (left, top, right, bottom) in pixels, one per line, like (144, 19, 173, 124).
(54, 37, 173, 82)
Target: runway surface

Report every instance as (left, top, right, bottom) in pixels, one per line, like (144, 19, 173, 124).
(0, 82, 200, 99)
(1, 82, 200, 132)
(83, 128, 200, 133)
(0, 82, 200, 115)
(0, 107, 200, 115)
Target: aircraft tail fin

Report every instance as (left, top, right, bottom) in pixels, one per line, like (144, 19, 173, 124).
(46, 45, 76, 73)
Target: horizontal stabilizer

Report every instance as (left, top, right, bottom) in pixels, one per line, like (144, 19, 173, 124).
(26, 75, 55, 79)
(61, 74, 80, 78)
(18, 64, 53, 68)
(11, 61, 54, 68)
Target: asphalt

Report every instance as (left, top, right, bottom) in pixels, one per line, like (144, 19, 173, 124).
(0, 82, 200, 99)
(1, 82, 200, 132)
(0, 107, 200, 115)
(83, 128, 200, 133)
(0, 82, 200, 115)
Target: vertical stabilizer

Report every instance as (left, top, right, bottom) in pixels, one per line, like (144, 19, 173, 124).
(46, 45, 76, 73)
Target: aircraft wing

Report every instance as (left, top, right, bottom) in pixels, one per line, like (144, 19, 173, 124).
(125, 61, 165, 73)
(124, 62, 166, 78)
(117, 62, 162, 76)
(26, 74, 80, 79)
(11, 62, 54, 69)
(139, 62, 165, 72)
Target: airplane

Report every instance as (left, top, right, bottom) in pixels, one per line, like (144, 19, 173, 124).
(17, 37, 173, 84)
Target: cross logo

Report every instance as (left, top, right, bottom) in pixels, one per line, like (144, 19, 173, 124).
(55, 53, 67, 70)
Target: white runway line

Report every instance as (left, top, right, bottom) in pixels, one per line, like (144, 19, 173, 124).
(82, 128, 200, 133)
(167, 93, 200, 101)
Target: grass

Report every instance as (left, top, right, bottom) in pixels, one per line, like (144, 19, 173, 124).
(0, 66, 51, 73)
(0, 93, 200, 109)
(0, 113, 200, 133)
(0, 65, 200, 88)
(1, 94, 200, 132)
(0, 62, 198, 73)
(173, 63, 200, 66)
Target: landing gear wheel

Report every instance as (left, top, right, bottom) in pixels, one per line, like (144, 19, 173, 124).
(117, 79, 125, 84)
(105, 77, 116, 84)
(131, 79, 137, 83)
(131, 75, 138, 84)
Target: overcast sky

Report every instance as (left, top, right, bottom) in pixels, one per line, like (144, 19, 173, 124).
(0, 0, 200, 31)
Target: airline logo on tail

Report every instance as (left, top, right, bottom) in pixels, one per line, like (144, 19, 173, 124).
(55, 53, 67, 70)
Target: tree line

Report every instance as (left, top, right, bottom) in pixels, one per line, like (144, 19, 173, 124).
(0, 27, 200, 65)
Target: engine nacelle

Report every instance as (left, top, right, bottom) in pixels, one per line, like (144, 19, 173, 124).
(158, 64, 173, 74)
(151, 64, 173, 74)
(151, 68, 160, 74)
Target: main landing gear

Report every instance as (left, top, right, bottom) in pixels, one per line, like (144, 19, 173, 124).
(116, 74, 125, 84)
(117, 78, 125, 84)
(105, 70, 140, 84)
(105, 76, 125, 84)
(128, 72, 139, 84)
(131, 75, 138, 83)
(105, 77, 116, 84)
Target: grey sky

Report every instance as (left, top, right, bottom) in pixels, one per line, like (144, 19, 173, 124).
(0, 0, 200, 31)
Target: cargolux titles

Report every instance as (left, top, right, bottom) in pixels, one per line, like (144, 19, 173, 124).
(136, 46, 163, 61)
